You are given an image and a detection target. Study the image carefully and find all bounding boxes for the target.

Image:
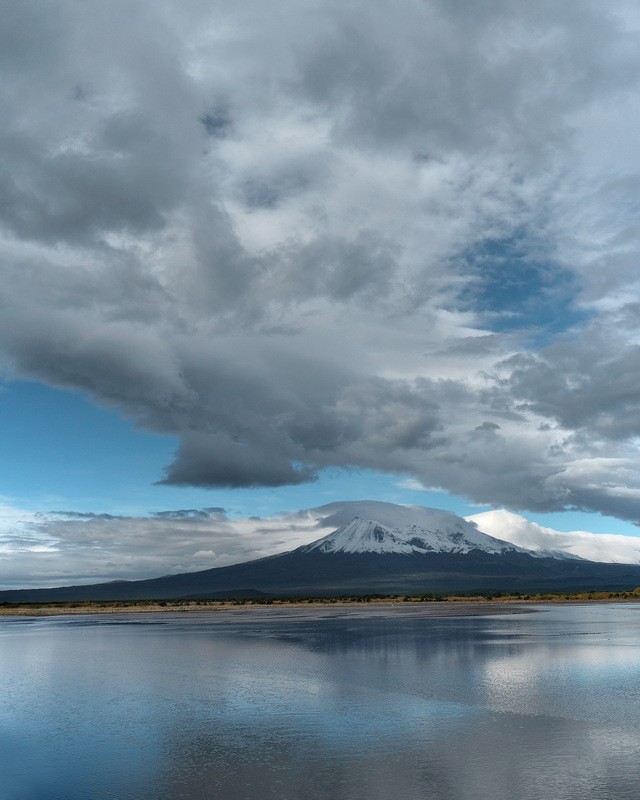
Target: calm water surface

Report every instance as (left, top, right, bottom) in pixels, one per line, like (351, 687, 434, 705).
(1, 603, 640, 800)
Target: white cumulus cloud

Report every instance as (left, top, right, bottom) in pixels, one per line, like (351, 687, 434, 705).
(468, 509, 640, 564)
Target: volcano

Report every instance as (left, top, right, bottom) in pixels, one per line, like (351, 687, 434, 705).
(2, 501, 640, 601)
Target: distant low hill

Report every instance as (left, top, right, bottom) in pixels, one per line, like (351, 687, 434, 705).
(3, 501, 640, 601)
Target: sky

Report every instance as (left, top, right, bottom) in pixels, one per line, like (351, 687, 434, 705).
(3, 0, 640, 588)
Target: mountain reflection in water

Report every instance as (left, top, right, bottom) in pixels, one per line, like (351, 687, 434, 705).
(1, 604, 640, 800)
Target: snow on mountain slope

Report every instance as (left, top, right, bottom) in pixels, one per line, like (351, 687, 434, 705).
(300, 511, 531, 557)
(301, 501, 580, 559)
(300, 518, 421, 554)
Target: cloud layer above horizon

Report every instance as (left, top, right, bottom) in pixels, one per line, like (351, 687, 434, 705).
(3, 501, 640, 590)
(3, 1, 640, 523)
(0, 504, 326, 588)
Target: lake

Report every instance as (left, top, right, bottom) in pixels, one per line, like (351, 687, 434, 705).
(1, 603, 640, 800)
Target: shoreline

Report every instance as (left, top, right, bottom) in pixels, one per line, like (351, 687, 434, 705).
(1, 594, 639, 617)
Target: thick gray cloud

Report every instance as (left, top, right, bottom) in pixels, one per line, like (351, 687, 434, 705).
(3, 2, 640, 522)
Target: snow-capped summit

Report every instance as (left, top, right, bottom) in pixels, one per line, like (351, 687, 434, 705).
(300, 517, 422, 555)
(299, 505, 533, 557)
(300, 500, 580, 560)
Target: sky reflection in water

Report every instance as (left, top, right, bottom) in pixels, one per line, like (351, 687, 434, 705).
(1, 604, 640, 800)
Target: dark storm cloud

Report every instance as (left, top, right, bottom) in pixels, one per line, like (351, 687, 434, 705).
(3, 1, 640, 521)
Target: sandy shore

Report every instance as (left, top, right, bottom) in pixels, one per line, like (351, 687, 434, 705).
(2, 593, 637, 618)
(0, 598, 548, 618)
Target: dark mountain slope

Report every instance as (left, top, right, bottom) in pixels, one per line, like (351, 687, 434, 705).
(2, 547, 640, 602)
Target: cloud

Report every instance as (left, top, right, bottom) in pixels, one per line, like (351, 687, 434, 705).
(3, 2, 640, 521)
(0, 504, 328, 590)
(152, 508, 226, 520)
(395, 479, 430, 492)
(468, 509, 640, 564)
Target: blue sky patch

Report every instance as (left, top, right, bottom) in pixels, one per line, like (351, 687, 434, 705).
(460, 231, 590, 342)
